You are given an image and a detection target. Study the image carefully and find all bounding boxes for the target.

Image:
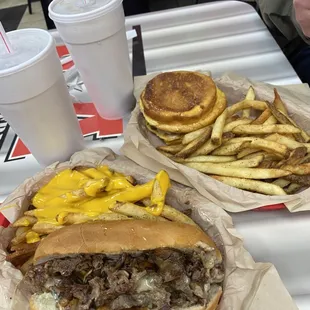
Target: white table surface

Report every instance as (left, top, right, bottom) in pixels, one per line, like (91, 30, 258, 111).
(125, 2, 309, 309)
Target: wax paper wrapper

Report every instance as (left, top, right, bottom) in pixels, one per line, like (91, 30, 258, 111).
(121, 72, 310, 212)
(0, 148, 297, 309)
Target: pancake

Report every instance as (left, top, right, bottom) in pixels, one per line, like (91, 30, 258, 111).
(140, 87, 227, 133)
(141, 71, 217, 123)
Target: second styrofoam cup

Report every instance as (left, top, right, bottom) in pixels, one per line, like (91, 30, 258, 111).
(49, 0, 135, 120)
(0, 28, 85, 166)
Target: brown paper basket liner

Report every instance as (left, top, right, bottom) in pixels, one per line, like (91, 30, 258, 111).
(121, 72, 310, 212)
(0, 148, 297, 309)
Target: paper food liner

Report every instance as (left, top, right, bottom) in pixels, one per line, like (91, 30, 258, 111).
(0, 148, 297, 310)
(121, 72, 310, 212)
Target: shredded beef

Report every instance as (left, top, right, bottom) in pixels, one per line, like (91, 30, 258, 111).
(25, 247, 224, 310)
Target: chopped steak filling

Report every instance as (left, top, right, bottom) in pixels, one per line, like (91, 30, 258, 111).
(25, 246, 224, 310)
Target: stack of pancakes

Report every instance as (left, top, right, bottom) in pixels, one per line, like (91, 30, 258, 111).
(139, 71, 227, 143)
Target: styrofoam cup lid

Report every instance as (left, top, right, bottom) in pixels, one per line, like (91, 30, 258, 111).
(49, 0, 123, 23)
(0, 29, 53, 77)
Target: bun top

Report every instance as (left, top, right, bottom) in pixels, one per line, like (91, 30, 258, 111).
(34, 220, 222, 264)
(140, 71, 217, 123)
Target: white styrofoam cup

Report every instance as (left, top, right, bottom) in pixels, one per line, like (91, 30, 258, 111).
(49, 0, 135, 120)
(0, 28, 84, 166)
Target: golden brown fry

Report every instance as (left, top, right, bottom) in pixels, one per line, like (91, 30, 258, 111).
(24, 210, 36, 217)
(12, 215, 37, 227)
(211, 109, 227, 145)
(175, 127, 212, 158)
(156, 144, 184, 155)
(237, 148, 262, 159)
(211, 175, 287, 195)
(264, 115, 278, 125)
(223, 137, 256, 145)
(191, 139, 219, 156)
(242, 151, 282, 161)
(11, 228, 31, 246)
(272, 178, 291, 188)
(180, 155, 236, 163)
(281, 163, 310, 175)
(211, 142, 247, 156)
(227, 100, 267, 116)
(265, 133, 302, 149)
(232, 124, 301, 135)
(273, 89, 288, 115)
(161, 205, 197, 226)
(223, 118, 252, 133)
(278, 147, 307, 166)
(244, 138, 289, 158)
(213, 155, 264, 168)
(182, 127, 210, 145)
(32, 222, 64, 234)
(285, 183, 303, 194)
(63, 212, 130, 225)
(251, 109, 272, 125)
(267, 101, 304, 142)
(110, 202, 167, 221)
(185, 162, 290, 179)
(15, 226, 31, 237)
(141, 199, 197, 226)
(242, 86, 256, 118)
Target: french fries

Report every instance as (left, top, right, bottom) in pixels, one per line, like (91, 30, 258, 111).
(251, 109, 272, 125)
(175, 126, 212, 158)
(149, 86, 310, 195)
(273, 89, 288, 115)
(191, 139, 219, 156)
(177, 155, 236, 163)
(110, 202, 168, 221)
(242, 86, 255, 118)
(211, 175, 287, 195)
(227, 100, 267, 115)
(12, 215, 37, 227)
(63, 212, 130, 225)
(32, 222, 64, 234)
(232, 124, 301, 135)
(211, 109, 227, 145)
(241, 138, 289, 158)
(141, 198, 197, 227)
(182, 127, 209, 145)
(212, 141, 247, 156)
(185, 162, 290, 179)
(223, 118, 252, 133)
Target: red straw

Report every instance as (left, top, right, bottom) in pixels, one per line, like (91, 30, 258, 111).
(0, 22, 13, 54)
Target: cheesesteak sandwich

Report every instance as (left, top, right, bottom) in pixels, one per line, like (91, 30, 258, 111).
(25, 220, 224, 310)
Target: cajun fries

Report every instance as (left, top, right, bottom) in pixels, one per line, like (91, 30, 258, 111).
(149, 86, 310, 196)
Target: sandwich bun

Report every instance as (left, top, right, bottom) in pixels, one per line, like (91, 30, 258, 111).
(34, 220, 222, 264)
(141, 71, 217, 123)
(31, 220, 223, 310)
